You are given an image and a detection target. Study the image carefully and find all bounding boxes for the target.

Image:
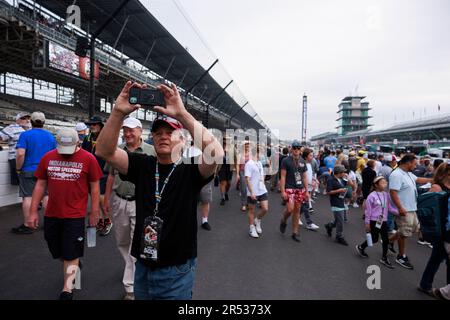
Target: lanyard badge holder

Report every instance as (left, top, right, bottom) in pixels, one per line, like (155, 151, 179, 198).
(375, 192, 386, 229)
(140, 160, 180, 262)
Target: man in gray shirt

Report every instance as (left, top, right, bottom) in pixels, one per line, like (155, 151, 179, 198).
(389, 154, 432, 270)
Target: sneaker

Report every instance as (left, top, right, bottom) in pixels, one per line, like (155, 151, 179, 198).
(100, 219, 113, 236)
(356, 245, 369, 258)
(220, 199, 225, 206)
(291, 233, 301, 242)
(308, 207, 315, 213)
(96, 219, 104, 233)
(417, 286, 435, 297)
(335, 237, 349, 246)
(254, 218, 262, 234)
(59, 291, 73, 300)
(396, 255, 414, 270)
(241, 205, 247, 212)
(225, 194, 229, 201)
(279, 220, 287, 234)
(380, 257, 395, 269)
(417, 239, 431, 246)
(249, 225, 259, 238)
(306, 223, 319, 231)
(432, 288, 446, 300)
(299, 219, 303, 226)
(352, 203, 359, 208)
(11, 224, 34, 235)
(201, 222, 211, 231)
(123, 293, 135, 300)
(388, 242, 397, 255)
(325, 223, 332, 237)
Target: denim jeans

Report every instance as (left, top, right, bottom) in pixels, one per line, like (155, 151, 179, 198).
(387, 212, 396, 233)
(239, 170, 247, 206)
(419, 241, 450, 290)
(300, 203, 313, 225)
(134, 258, 197, 300)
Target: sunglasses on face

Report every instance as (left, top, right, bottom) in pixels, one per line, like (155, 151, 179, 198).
(292, 147, 301, 150)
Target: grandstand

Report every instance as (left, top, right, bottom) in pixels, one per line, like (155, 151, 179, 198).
(310, 113, 450, 149)
(0, 0, 272, 206)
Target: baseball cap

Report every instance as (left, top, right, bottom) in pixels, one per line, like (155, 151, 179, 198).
(291, 140, 302, 148)
(333, 165, 346, 174)
(85, 115, 104, 125)
(16, 112, 30, 121)
(56, 128, 79, 155)
(31, 112, 45, 123)
(123, 117, 142, 129)
(358, 150, 366, 155)
(151, 115, 183, 132)
(75, 122, 88, 132)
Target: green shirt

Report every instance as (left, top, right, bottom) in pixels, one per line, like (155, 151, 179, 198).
(108, 141, 155, 197)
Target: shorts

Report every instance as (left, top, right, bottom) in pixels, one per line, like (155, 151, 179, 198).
(100, 175, 108, 195)
(218, 164, 232, 182)
(44, 217, 85, 261)
(247, 193, 268, 205)
(198, 181, 213, 204)
(18, 171, 37, 197)
(395, 211, 420, 238)
(285, 188, 307, 204)
(8, 159, 19, 186)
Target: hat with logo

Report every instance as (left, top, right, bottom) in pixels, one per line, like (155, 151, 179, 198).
(123, 117, 142, 129)
(56, 128, 79, 155)
(31, 112, 45, 123)
(16, 112, 30, 121)
(151, 114, 183, 132)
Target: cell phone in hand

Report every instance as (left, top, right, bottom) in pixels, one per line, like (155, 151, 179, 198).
(128, 87, 165, 108)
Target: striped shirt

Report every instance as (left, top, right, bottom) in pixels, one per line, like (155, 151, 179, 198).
(0, 124, 25, 160)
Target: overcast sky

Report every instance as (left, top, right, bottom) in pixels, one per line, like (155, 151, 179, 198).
(144, 0, 450, 141)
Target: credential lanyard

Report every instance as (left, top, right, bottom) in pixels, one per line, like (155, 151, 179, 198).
(154, 159, 181, 216)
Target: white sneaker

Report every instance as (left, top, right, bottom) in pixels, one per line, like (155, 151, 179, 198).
(306, 223, 320, 231)
(254, 218, 262, 234)
(352, 203, 359, 208)
(249, 225, 259, 238)
(299, 219, 304, 226)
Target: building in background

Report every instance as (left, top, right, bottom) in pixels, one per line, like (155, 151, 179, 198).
(336, 96, 372, 136)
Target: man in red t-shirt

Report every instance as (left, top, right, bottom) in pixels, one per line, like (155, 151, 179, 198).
(28, 128, 103, 300)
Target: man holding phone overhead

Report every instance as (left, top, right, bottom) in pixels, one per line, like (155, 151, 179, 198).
(96, 81, 224, 300)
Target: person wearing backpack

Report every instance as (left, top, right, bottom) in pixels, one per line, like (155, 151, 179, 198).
(418, 162, 450, 298)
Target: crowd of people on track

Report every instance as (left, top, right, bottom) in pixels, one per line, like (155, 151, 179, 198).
(1, 81, 449, 301)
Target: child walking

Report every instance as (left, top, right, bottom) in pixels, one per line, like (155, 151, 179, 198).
(356, 176, 399, 268)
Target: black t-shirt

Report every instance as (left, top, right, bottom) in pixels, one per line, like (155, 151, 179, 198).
(281, 156, 307, 189)
(326, 175, 347, 208)
(361, 167, 376, 199)
(120, 153, 213, 269)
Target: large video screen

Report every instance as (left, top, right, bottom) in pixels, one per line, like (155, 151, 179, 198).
(48, 41, 80, 77)
(47, 41, 99, 80)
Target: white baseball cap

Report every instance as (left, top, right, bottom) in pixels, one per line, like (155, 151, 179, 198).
(31, 111, 45, 123)
(75, 122, 88, 132)
(123, 117, 142, 129)
(16, 112, 30, 121)
(56, 128, 79, 155)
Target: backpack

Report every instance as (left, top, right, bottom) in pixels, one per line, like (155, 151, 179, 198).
(417, 191, 449, 242)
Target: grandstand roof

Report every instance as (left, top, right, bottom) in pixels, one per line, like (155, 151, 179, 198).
(33, 0, 265, 129)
